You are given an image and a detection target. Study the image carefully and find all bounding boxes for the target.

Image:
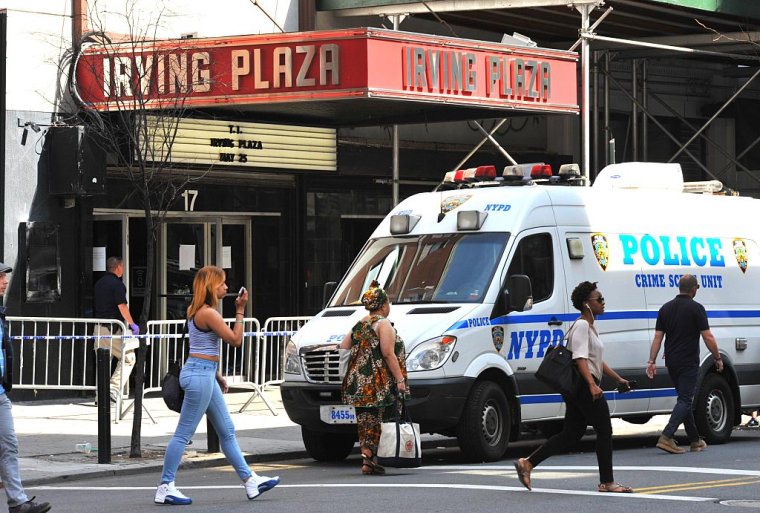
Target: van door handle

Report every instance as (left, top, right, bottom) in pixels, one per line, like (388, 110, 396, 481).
(548, 317, 563, 326)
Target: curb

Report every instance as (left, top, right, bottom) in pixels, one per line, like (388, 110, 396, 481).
(24, 450, 311, 487)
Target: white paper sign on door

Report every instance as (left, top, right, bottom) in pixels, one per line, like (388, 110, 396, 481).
(179, 245, 195, 271)
(222, 246, 232, 269)
(92, 247, 106, 272)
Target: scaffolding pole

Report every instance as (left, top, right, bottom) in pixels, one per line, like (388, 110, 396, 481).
(392, 14, 401, 206)
(577, 3, 593, 183)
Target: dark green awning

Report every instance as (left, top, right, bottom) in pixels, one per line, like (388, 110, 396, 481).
(650, 0, 760, 18)
(317, 0, 760, 47)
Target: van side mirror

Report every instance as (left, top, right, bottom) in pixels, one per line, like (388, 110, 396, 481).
(507, 274, 533, 312)
(322, 281, 338, 308)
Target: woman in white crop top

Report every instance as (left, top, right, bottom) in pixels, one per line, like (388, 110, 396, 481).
(514, 281, 633, 494)
(155, 266, 280, 505)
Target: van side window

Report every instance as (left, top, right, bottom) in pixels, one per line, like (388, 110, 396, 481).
(506, 233, 553, 303)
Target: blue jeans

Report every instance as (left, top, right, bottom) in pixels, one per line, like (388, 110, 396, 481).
(0, 394, 29, 507)
(663, 365, 699, 441)
(161, 358, 251, 484)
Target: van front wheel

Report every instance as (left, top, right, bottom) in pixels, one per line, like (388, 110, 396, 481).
(301, 427, 355, 461)
(694, 373, 734, 444)
(456, 381, 510, 462)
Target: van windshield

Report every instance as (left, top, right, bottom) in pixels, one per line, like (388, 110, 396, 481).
(330, 232, 509, 306)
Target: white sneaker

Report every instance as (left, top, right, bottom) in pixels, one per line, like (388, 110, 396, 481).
(244, 475, 281, 500)
(154, 482, 192, 505)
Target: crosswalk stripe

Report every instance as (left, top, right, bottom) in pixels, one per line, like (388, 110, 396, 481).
(27, 483, 715, 502)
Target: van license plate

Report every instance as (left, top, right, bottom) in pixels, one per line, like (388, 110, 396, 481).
(320, 405, 357, 424)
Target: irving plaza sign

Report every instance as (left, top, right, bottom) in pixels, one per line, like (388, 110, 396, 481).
(74, 28, 578, 114)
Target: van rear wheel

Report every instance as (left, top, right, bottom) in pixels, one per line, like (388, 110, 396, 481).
(694, 373, 734, 444)
(456, 381, 510, 462)
(301, 426, 355, 461)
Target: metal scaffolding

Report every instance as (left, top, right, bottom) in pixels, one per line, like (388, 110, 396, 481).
(329, 0, 760, 190)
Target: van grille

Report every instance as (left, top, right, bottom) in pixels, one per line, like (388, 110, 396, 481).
(302, 348, 341, 384)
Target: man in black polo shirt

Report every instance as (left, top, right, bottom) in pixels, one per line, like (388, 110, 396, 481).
(94, 256, 139, 402)
(646, 274, 723, 454)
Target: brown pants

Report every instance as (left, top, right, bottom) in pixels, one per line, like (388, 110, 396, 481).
(356, 407, 386, 453)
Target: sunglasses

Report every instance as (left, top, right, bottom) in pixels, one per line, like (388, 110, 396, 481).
(590, 296, 605, 303)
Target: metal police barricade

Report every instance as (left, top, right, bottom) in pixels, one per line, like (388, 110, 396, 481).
(7, 316, 126, 395)
(136, 319, 188, 423)
(238, 316, 311, 414)
(144, 317, 264, 416)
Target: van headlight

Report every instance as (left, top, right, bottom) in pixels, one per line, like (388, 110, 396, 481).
(283, 339, 302, 375)
(406, 336, 457, 372)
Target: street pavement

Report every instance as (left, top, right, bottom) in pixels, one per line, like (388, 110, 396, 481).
(25, 428, 760, 512)
(10, 388, 760, 511)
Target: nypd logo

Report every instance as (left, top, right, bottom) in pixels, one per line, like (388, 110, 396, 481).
(734, 238, 748, 274)
(440, 194, 471, 214)
(491, 326, 504, 351)
(591, 233, 609, 271)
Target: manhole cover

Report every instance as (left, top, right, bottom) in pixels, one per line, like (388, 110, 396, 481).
(721, 500, 760, 508)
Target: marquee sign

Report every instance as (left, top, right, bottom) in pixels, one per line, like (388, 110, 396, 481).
(74, 28, 578, 114)
(145, 117, 336, 171)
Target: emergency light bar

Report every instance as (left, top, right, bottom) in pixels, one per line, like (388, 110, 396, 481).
(682, 180, 724, 194)
(558, 163, 581, 177)
(439, 161, 582, 190)
(531, 164, 552, 179)
(475, 165, 496, 181)
(462, 168, 477, 182)
(444, 166, 498, 185)
(503, 164, 528, 180)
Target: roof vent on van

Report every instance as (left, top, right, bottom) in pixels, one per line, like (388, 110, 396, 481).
(593, 162, 683, 191)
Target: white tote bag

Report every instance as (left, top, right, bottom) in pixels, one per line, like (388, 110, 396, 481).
(377, 398, 422, 468)
(338, 348, 352, 378)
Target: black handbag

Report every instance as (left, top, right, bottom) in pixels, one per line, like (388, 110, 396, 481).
(161, 320, 188, 413)
(534, 321, 579, 396)
(161, 360, 184, 413)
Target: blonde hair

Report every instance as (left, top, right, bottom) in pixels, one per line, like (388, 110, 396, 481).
(187, 266, 226, 319)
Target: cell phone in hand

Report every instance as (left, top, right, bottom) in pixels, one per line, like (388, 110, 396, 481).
(238, 286, 246, 297)
(616, 380, 637, 393)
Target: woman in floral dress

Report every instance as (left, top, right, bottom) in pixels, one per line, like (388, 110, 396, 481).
(340, 280, 409, 475)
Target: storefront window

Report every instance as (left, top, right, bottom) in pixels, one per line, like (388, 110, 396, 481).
(24, 222, 61, 302)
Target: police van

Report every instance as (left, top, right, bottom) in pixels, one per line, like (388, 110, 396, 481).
(281, 161, 760, 462)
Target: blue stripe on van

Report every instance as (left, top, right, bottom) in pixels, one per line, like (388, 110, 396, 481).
(518, 388, 677, 405)
(448, 309, 760, 331)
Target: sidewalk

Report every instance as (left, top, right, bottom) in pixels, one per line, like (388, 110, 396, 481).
(12, 388, 744, 486)
(14, 388, 304, 486)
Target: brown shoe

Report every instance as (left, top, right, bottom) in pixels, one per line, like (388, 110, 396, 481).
(690, 439, 707, 452)
(656, 435, 686, 454)
(513, 458, 532, 491)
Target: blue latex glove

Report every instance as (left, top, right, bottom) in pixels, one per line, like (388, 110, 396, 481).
(130, 323, 140, 335)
